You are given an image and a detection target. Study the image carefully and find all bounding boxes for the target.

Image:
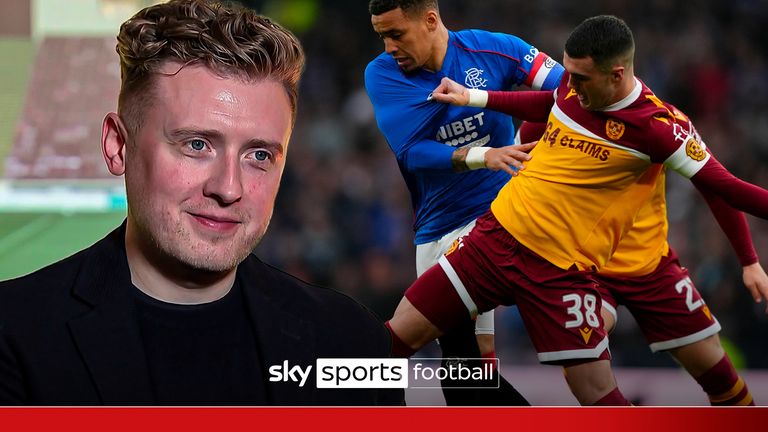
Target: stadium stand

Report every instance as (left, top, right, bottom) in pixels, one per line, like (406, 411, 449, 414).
(6, 37, 119, 179)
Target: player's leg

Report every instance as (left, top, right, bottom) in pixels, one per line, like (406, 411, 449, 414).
(604, 248, 754, 405)
(554, 280, 627, 404)
(563, 360, 627, 405)
(597, 285, 619, 334)
(442, 213, 629, 406)
(415, 220, 527, 405)
(417, 221, 497, 357)
(670, 334, 755, 406)
(456, 310, 530, 406)
(474, 311, 496, 360)
(507, 260, 628, 405)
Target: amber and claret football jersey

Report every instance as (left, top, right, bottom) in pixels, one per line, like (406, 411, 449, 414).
(491, 76, 710, 273)
(599, 170, 669, 277)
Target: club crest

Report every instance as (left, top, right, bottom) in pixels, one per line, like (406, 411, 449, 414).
(685, 137, 706, 161)
(605, 119, 625, 140)
(464, 67, 488, 89)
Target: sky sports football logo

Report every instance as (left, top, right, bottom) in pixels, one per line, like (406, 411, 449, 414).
(268, 358, 499, 389)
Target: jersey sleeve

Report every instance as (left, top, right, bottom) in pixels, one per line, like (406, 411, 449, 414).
(364, 59, 455, 172)
(690, 157, 768, 220)
(485, 90, 555, 122)
(645, 110, 768, 220)
(484, 32, 564, 91)
(645, 112, 711, 177)
(694, 182, 758, 266)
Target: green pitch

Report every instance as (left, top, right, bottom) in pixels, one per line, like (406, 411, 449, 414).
(0, 212, 125, 281)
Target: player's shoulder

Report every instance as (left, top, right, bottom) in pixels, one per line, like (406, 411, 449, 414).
(632, 82, 693, 133)
(365, 52, 398, 78)
(453, 28, 528, 54)
(365, 52, 405, 93)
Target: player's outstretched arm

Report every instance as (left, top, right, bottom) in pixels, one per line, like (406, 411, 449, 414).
(742, 263, 768, 313)
(694, 182, 768, 312)
(429, 77, 555, 124)
(689, 158, 768, 219)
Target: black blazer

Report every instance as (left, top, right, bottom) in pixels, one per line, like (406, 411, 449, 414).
(0, 224, 403, 405)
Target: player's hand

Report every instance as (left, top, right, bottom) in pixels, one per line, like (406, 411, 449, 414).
(429, 77, 470, 106)
(484, 142, 537, 176)
(742, 262, 768, 314)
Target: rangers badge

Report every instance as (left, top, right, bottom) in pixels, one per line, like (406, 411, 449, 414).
(464, 67, 488, 89)
(685, 137, 706, 161)
(605, 119, 625, 140)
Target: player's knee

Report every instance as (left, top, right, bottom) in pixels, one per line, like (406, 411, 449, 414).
(669, 334, 724, 376)
(389, 297, 443, 350)
(563, 360, 617, 405)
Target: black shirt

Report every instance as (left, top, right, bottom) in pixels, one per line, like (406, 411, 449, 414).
(134, 281, 267, 405)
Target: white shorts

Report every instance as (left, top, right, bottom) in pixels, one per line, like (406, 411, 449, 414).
(415, 220, 494, 335)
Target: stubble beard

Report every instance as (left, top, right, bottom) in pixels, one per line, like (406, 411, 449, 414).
(133, 203, 271, 274)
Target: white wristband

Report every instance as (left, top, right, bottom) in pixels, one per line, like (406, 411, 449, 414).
(467, 89, 489, 107)
(466, 146, 490, 170)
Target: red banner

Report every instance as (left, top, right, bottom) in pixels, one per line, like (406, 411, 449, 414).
(1, 407, 766, 431)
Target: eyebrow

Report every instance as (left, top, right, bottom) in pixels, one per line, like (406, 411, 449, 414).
(377, 29, 402, 38)
(168, 128, 284, 155)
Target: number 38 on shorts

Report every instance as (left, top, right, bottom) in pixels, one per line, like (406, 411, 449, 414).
(562, 293, 601, 328)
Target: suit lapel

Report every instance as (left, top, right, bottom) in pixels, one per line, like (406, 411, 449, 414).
(67, 224, 154, 404)
(239, 257, 318, 404)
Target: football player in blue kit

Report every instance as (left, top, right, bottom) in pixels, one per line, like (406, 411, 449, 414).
(365, 0, 564, 405)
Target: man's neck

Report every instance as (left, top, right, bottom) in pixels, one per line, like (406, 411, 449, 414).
(423, 25, 449, 72)
(613, 65, 636, 101)
(600, 75, 640, 112)
(124, 226, 236, 305)
(129, 262, 235, 305)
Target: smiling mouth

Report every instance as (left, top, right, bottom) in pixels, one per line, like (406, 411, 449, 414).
(189, 212, 241, 231)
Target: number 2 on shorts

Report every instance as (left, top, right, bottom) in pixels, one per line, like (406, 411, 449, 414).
(674, 276, 703, 312)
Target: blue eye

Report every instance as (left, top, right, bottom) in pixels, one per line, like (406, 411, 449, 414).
(253, 150, 270, 161)
(189, 139, 206, 151)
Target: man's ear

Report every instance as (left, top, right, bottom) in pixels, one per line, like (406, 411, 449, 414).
(425, 10, 439, 31)
(611, 65, 625, 83)
(101, 112, 129, 176)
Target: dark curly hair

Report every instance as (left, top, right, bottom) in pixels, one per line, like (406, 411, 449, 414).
(116, 0, 305, 134)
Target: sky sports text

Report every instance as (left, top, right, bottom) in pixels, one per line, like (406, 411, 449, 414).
(267, 358, 499, 389)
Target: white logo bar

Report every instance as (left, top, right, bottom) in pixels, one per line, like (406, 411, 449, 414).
(315, 358, 409, 389)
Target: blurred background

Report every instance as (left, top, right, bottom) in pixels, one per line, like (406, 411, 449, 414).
(0, 0, 766, 405)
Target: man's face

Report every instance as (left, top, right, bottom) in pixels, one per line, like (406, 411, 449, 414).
(371, 7, 434, 72)
(124, 64, 292, 273)
(563, 52, 618, 111)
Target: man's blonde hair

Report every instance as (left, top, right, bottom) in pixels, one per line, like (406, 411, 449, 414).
(116, 0, 305, 134)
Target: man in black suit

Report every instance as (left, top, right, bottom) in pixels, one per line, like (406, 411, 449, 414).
(0, 0, 402, 405)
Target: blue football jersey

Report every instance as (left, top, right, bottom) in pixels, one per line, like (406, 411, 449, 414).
(365, 29, 564, 244)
